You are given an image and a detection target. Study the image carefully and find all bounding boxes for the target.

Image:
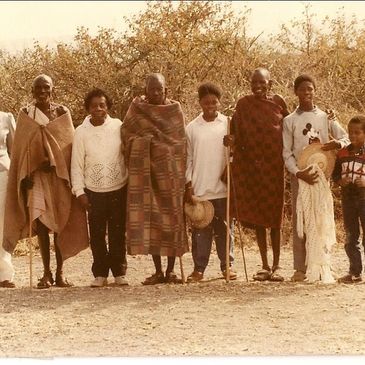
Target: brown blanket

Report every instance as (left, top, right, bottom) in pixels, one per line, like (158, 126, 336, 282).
(121, 97, 188, 257)
(3, 110, 89, 260)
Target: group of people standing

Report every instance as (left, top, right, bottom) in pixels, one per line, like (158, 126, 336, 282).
(0, 68, 364, 289)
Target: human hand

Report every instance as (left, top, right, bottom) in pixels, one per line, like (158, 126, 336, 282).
(296, 166, 319, 185)
(338, 177, 352, 187)
(40, 160, 53, 173)
(354, 177, 365, 188)
(22, 175, 34, 189)
(325, 109, 337, 121)
(184, 184, 195, 204)
(223, 134, 235, 147)
(321, 140, 341, 151)
(77, 194, 90, 211)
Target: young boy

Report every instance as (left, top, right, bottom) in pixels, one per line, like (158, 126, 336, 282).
(333, 115, 365, 283)
(282, 74, 349, 282)
(185, 82, 236, 282)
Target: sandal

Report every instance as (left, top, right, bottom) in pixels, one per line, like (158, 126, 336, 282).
(37, 272, 54, 289)
(165, 271, 183, 284)
(222, 269, 238, 281)
(270, 267, 284, 282)
(253, 269, 271, 281)
(338, 274, 362, 284)
(55, 274, 74, 288)
(142, 272, 165, 285)
(0, 280, 16, 288)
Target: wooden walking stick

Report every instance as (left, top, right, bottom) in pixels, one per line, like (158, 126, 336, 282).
(230, 169, 249, 282)
(179, 256, 185, 284)
(27, 141, 33, 289)
(225, 117, 231, 283)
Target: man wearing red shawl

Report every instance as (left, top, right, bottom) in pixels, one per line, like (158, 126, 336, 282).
(224, 68, 289, 281)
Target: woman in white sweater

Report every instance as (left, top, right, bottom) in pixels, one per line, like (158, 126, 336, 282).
(71, 89, 128, 287)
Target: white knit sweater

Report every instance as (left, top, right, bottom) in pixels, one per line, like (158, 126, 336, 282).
(71, 115, 128, 196)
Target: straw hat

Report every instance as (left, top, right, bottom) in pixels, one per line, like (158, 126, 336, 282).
(297, 142, 337, 179)
(184, 198, 214, 229)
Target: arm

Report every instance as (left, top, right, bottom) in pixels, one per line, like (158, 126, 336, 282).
(6, 113, 16, 155)
(332, 157, 342, 184)
(323, 115, 350, 151)
(71, 128, 86, 198)
(273, 94, 289, 117)
(184, 124, 195, 203)
(223, 103, 240, 148)
(282, 117, 299, 176)
(329, 118, 350, 149)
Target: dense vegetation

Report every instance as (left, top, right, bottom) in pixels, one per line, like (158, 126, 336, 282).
(1, 1, 363, 123)
(1, 1, 361, 243)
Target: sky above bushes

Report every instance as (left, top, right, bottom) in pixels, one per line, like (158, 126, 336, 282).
(0, 0, 365, 53)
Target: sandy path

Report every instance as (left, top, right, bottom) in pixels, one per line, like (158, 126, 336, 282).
(1, 246, 365, 357)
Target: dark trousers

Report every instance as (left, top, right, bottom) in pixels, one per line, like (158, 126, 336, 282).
(191, 198, 234, 273)
(342, 187, 365, 276)
(86, 186, 127, 278)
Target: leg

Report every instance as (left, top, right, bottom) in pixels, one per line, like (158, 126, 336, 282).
(269, 227, 284, 281)
(86, 190, 109, 278)
(360, 196, 365, 276)
(211, 198, 234, 272)
(271, 227, 281, 269)
(152, 255, 163, 274)
(107, 187, 127, 278)
(36, 220, 54, 288)
(166, 256, 176, 274)
(291, 176, 306, 274)
(54, 234, 73, 287)
(0, 171, 15, 286)
(191, 224, 213, 274)
(54, 234, 62, 274)
(165, 256, 182, 284)
(255, 226, 270, 271)
(142, 255, 165, 285)
(342, 194, 362, 276)
(37, 220, 51, 274)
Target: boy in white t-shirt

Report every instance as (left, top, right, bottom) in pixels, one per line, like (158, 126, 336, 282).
(185, 82, 236, 282)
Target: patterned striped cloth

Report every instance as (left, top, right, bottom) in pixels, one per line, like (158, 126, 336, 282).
(121, 97, 188, 257)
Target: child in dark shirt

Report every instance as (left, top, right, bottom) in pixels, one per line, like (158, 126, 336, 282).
(333, 115, 365, 283)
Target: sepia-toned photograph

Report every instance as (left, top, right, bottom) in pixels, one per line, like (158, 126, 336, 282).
(0, 1, 365, 362)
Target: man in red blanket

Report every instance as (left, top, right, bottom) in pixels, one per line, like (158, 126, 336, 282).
(224, 68, 289, 282)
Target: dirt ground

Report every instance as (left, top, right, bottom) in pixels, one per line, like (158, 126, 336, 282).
(1, 243, 365, 358)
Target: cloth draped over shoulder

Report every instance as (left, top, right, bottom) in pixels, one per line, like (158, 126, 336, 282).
(231, 94, 287, 229)
(296, 164, 336, 283)
(121, 97, 188, 257)
(3, 108, 89, 260)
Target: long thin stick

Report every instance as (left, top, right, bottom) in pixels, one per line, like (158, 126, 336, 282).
(230, 169, 249, 282)
(27, 142, 33, 289)
(225, 117, 231, 283)
(179, 256, 185, 284)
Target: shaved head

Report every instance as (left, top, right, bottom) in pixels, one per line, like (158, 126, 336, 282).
(145, 73, 167, 105)
(252, 68, 270, 80)
(145, 73, 166, 88)
(32, 74, 54, 89)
